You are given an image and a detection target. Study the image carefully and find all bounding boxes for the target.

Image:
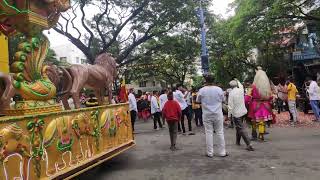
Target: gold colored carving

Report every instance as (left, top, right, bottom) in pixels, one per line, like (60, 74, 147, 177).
(0, 100, 62, 116)
(0, 123, 30, 179)
(0, 104, 134, 180)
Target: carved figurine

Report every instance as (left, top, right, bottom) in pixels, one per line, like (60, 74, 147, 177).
(0, 0, 71, 34)
(61, 53, 117, 109)
(0, 65, 67, 111)
(0, 0, 71, 114)
(0, 123, 30, 179)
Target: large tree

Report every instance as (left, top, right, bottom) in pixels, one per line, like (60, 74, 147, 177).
(124, 34, 199, 85)
(267, 0, 320, 22)
(206, 0, 320, 84)
(207, 18, 257, 84)
(54, 0, 210, 65)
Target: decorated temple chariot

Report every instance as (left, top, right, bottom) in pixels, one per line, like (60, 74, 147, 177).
(0, 1, 134, 179)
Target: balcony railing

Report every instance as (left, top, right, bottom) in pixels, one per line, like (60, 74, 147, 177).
(292, 50, 320, 61)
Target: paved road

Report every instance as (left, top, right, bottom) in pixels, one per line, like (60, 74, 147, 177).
(76, 120, 320, 180)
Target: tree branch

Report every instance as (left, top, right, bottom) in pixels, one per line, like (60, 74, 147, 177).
(119, 30, 135, 44)
(53, 27, 94, 63)
(116, 22, 178, 64)
(101, 0, 150, 53)
(289, 1, 320, 21)
(118, 43, 164, 67)
(96, 0, 109, 49)
(79, 2, 94, 49)
(70, 3, 81, 39)
(60, 14, 70, 34)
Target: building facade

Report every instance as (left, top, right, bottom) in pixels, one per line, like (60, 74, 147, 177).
(130, 79, 165, 93)
(292, 24, 320, 64)
(52, 44, 87, 65)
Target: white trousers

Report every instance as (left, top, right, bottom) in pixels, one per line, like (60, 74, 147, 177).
(203, 113, 226, 156)
(288, 100, 298, 122)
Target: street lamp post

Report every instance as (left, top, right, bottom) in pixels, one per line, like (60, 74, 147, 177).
(197, 1, 209, 75)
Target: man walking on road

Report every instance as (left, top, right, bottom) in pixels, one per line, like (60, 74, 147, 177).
(184, 88, 193, 120)
(228, 80, 254, 151)
(286, 78, 299, 125)
(162, 91, 182, 151)
(307, 76, 320, 122)
(151, 91, 163, 130)
(128, 88, 137, 132)
(159, 89, 168, 125)
(196, 74, 228, 158)
(174, 85, 194, 135)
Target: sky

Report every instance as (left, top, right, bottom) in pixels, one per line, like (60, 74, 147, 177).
(46, 0, 234, 48)
(211, 0, 235, 18)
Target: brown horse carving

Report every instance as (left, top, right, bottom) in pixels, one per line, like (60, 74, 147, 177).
(64, 53, 117, 109)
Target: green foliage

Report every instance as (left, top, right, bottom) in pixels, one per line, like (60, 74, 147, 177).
(65, 0, 319, 86)
(55, 0, 209, 65)
(124, 34, 199, 85)
(45, 48, 70, 67)
(207, 18, 256, 86)
(191, 75, 204, 89)
(207, 0, 320, 85)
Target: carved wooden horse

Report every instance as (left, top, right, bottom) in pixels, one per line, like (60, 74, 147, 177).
(65, 53, 117, 109)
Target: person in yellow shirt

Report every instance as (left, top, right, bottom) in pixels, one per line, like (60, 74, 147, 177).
(192, 88, 203, 127)
(286, 78, 299, 125)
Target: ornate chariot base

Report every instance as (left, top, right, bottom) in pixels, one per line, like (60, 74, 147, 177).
(53, 140, 135, 180)
(0, 103, 135, 180)
(0, 100, 62, 116)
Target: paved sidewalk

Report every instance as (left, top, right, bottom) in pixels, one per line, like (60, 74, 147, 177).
(76, 119, 320, 180)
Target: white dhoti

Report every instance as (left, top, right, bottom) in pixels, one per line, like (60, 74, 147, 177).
(203, 113, 226, 156)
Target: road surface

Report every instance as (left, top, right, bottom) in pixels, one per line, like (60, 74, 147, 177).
(75, 118, 320, 180)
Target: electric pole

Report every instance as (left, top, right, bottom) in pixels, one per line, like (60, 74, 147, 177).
(197, 0, 209, 75)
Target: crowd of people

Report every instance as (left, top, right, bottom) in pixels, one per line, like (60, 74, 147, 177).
(128, 66, 320, 157)
(128, 85, 202, 134)
(272, 74, 320, 123)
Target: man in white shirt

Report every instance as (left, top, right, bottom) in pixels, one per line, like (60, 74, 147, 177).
(196, 75, 227, 157)
(151, 91, 163, 129)
(128, 88, 138, 131)
(228, 80, 254, 151)
(307, 77, 320, 121)
(146, 92, 151, 102)
(185, 89, 193, 113)
(174, 85, 193, 134)
(159, 89, 168, 125)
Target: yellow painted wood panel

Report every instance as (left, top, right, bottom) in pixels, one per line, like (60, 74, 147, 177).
(0, 33, 9, 73)
(0, 103, 135, 180)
